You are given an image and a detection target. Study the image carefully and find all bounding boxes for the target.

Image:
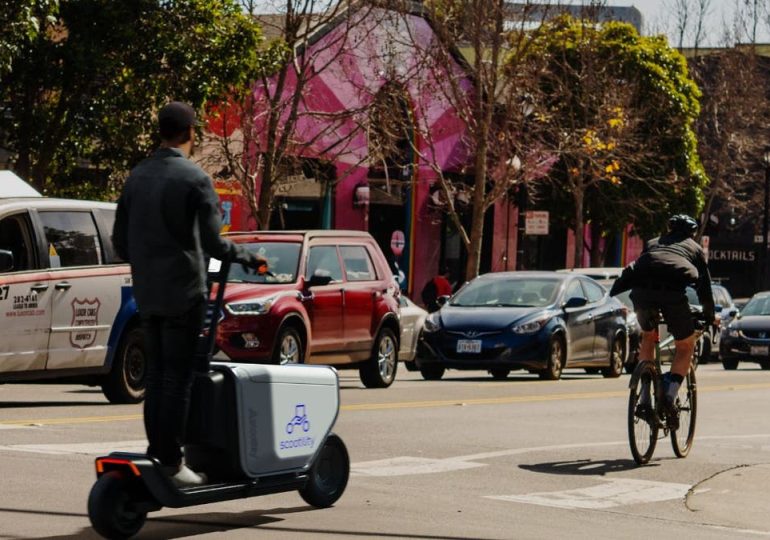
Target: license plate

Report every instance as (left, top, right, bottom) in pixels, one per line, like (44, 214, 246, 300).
(751, 345, 769, 356)
(457, 339, 482, 353)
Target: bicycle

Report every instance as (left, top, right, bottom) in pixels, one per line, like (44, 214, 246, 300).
(627, 317, 707, 465)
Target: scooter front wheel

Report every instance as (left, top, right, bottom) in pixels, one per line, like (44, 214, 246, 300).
(300, 433, 350, 508)
(88, 470, 147, 539)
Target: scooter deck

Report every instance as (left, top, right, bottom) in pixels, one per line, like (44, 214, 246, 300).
(96, 452, 307, 509)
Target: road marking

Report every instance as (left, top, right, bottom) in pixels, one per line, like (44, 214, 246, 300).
(0, 413, 142, 427)
(0, 424, 32, 431)
(0, 440, 147, 456)
(4, 381, 770, 427)
(351, 456, 486, 476)
(486, 478, 691, 509)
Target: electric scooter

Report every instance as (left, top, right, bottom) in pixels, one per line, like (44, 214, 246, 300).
(87, 260, 350, 539)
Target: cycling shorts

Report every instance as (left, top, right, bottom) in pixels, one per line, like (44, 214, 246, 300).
(630, 288, 694, 341)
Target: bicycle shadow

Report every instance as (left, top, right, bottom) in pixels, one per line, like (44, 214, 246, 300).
(519, 458, 658, 477)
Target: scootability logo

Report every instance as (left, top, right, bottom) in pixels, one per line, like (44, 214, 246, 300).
(280, 403, 314, 451)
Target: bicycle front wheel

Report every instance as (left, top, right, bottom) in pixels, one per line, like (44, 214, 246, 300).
(628, 362, 659, 465)
(671, 365, 697, 458)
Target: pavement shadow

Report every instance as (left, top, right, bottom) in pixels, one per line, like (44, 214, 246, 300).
(4, 505, 499, 540)
(1, 506, 292, 540)
(0, 400, 111, 409)
(519, 458, 656, 476)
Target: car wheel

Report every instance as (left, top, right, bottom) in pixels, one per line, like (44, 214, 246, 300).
(624, 359, 638, 375)
(539, 334, 565, 381)
(489, 368, 510, 380)
(601, 335, 625, 378)
(722, 358, 739, 370)
(101, 326, 146, 404)
(698, 335, 711, 365)
(273, 326, 303, 365)
(404, 360, 418, 372)
(360, 327, 398, 388)
(420, 364, 445, 380)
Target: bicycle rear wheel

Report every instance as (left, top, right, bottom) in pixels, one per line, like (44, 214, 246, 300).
(628, 362, 659, 465)
(671, 365, 697, 458)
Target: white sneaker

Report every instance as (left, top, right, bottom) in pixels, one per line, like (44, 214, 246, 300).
(170, 464, 208, 487)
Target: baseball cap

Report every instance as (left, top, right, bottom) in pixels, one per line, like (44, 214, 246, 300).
(158, 101, 201, 138)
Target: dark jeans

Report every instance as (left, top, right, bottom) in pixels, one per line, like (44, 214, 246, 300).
(141, 300, 205, 467)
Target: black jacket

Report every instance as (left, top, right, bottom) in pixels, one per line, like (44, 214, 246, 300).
(113, 147, 255, 316)
(610, 232, 715, 321)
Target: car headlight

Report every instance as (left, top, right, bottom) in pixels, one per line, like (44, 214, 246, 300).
(512, 315, 549, 335)
(727, 327, 740, 338)
(225, 297, 275, 316)
(424, 313, 441, 332)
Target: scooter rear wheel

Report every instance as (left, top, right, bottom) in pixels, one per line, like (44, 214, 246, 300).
(300, 433, 350, 508)
(88, 470, 147, 539)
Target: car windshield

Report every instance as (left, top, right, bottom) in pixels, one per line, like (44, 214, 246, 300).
(450, 277, 560, 307)
(226, 242, 301, 284)
(614, 290, 633, 308)
(686, 287, 699, 306)
(741, 295, 770, 316)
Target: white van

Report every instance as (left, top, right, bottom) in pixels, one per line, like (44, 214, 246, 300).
(0, 172, 145, 403)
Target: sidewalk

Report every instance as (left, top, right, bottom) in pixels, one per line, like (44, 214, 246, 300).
(687, 463, 770, 532)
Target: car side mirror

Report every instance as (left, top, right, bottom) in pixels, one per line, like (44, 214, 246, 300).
(437, 295, 450, 307)
(306, 271, 333, 288)
(563, 296, 588, 309)
(0, 249, 13, 272)
(729, 309, 738, 318)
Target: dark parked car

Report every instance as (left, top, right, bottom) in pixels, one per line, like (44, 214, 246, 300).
(417, 271, 628, 381)
(719, 291, 770, 370)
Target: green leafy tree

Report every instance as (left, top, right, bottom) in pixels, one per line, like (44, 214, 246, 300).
(0, 0, 58, 76)
(510, 16, 707, 266)
(0, 0, 262, 197)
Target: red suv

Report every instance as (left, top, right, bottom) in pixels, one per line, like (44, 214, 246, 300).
(215, 230, 401, 388)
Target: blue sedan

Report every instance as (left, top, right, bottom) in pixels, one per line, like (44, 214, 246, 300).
(418, 271, 628, 380)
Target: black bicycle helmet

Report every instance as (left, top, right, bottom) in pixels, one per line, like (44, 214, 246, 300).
(667, 214, 698, 237)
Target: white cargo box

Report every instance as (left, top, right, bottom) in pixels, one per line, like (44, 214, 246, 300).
(211, 362, 340, 477)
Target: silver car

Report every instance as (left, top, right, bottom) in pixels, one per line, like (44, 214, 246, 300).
(398, 296, 428, 370)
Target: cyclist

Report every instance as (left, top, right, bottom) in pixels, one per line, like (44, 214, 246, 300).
(610, 214, 716, 425)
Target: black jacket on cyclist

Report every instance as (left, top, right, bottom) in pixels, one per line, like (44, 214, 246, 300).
(610, 231, 715, 323)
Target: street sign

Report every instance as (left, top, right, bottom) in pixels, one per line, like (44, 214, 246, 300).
(391, 230, 405, 257)
(525, 211, 549, 235)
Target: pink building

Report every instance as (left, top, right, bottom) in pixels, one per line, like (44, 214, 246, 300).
(205, 4, 642, 295)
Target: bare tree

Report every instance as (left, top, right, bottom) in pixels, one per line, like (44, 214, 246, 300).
(374, 0, 556, 280)
(691, 0, 713, 52)
(203, 0, 382, 230)
(668, 0, 690, 50)
(691, 50, 770, 240)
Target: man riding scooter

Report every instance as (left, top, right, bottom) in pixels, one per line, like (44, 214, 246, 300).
(113, 101, 266, 487)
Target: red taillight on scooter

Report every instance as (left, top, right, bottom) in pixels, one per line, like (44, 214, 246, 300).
(95, 458, 142, 477)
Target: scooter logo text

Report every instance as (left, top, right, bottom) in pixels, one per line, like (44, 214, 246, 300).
(280, 404, 313, 451)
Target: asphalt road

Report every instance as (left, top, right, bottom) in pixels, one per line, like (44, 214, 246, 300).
(3, 362, 770, 539)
